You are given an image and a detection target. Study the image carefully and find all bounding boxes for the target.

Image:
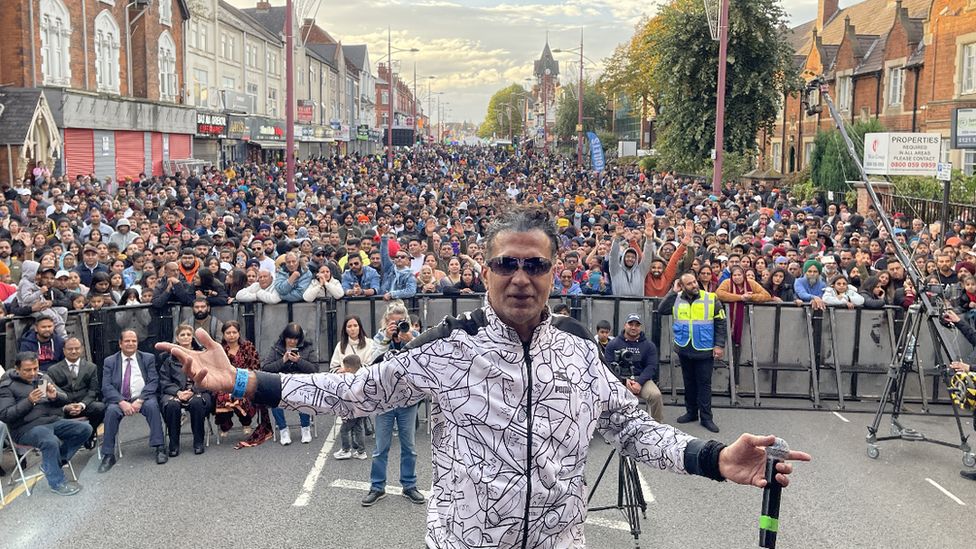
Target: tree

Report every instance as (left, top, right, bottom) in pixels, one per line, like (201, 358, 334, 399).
(478, 84, 529, 139)
(599, 17, 661, 148)
(554, 79, 609, 140)
(809, 119, 884, 194)
(646, 0, 800, 173)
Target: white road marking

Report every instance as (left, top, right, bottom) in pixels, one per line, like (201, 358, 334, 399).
(292, 420, 341, 507)
(925, 478, 966, 506)
(636, 467, 656, 503)
(832, 411, 850, 423)
(330, 478, 429, 498)
(330, 479, 631, 532)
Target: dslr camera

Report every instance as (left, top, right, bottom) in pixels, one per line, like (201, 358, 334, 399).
(397, 320, 411, 333)
(611, 348, 641, 381)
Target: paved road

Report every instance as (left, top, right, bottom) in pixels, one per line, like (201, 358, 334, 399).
(1, 404, 969, 549)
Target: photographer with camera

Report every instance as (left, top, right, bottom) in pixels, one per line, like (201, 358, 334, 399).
(941, 309, 976, 481)
(604, 313, 664, 422)
(364, 300, 426, 507)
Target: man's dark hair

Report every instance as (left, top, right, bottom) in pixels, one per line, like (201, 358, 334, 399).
(193, 297, 209, 307)
(484, 206, 559, 259)
(596, 319, 612, 331)
(15, 351, 38, 368)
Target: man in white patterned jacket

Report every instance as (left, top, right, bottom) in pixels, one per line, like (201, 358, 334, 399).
(159, 206, 811, 549)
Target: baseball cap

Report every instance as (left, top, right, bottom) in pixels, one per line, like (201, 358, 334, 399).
(716, 228, 729, 236)
(626, 313, 642, 324)
(55, 269, 71, 278)
(116, 217, 130, 226)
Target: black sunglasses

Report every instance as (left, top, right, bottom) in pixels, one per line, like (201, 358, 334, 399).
(486, 256, 553, 277)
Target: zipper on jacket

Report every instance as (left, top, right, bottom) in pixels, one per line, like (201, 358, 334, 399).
(521, 340, 534, 549)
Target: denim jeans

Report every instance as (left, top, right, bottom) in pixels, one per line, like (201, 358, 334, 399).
(18, 420, 92, 489)
(271, 408, 310, 429)
(370, 404, 418, 492)
(340, 416, 365, 452)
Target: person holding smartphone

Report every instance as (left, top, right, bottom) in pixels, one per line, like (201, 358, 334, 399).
(261, 322, 318, 445)
(0, 352, 90, 495)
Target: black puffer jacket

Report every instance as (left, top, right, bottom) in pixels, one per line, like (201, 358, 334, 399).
(261, 340, 319, 374)
(0, 370, 68, 439)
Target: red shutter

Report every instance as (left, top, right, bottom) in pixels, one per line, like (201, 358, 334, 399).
(63, 129, 94, 178)
(151, 133, 163, 176)
(114, 131, 144, 182)
(169, 134, 191, 160)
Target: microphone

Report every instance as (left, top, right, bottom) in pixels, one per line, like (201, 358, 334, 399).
(759, 437, 790, 548)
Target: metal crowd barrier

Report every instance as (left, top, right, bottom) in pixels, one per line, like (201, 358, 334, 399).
(2, 296, 970, 411)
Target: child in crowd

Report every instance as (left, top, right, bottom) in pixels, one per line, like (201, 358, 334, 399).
(17, 260, 67, 337)
(333, 354, 368, 461)
(958, 275, 976, 328)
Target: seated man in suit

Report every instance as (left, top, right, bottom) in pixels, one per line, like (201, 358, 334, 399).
(47, 337, 104, 450)
(98, 330, 167, 473)
(159, 325, 214, 456)
(0, 352, 91, 496)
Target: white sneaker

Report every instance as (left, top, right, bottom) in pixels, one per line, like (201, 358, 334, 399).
(279, 428, 292, 446)
(301, 426, 312, 444)
(353, 450, 368, 460)
(334, 449, 352, 460)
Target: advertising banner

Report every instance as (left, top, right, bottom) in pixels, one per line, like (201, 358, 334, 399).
(863, 132, 940, 176)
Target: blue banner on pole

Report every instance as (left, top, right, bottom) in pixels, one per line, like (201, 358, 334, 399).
(587, 132, 605, 173)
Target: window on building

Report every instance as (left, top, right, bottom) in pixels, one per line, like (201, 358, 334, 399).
(837, 75, 852, 112)
(94, 11, 120, 93)
(39, 0, 72, 86)
(247, 44, 258, 68)
(159, 31, 178, 102)
(222, 76, 235, 91)
(772, 142, 782, 173)
(887, 66, 904, 106)
(267, 52, 278, 75)
(193, 68, 209, 106)
(803, 141, 815, 166)
(188, 21, 197, 49)
(381, 90, 389, 105)
(221, 33, 236, 61)
(964, 150, 976, 177)
(963, 43, 976, 95)
(199, 23, 209, 52)
(159, 0, 172, 26)
(267, 88, 278, 117)
(246, 82, 258, 113)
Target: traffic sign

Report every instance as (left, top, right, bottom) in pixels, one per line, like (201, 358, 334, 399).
(936, 162, 952, 181)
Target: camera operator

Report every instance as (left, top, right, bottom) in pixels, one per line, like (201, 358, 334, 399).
(942, 309, 976, 482)
(604, 313, 664, 422)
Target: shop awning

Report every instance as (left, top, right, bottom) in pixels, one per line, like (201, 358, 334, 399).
(250, 140, 287, 149)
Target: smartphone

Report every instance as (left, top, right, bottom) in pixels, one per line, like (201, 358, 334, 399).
(288, 348, 299, 355)
(38, 378, 48, 395)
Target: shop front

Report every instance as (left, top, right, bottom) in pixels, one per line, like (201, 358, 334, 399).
(194, 112, 227, 167)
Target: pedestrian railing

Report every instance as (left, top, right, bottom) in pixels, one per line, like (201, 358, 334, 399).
(2, 296, 968, 411)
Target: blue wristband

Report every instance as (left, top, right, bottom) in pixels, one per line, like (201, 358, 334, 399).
(231, 368, 249, 399)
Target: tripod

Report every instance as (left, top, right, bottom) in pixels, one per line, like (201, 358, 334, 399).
(587, 448, 648, 548)
(866, 302, 976, 468)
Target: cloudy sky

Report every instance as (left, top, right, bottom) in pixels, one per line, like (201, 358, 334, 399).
(229, 0, 842, 125)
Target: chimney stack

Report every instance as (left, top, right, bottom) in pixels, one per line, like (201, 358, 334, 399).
(256, 1, 271, 11)
(817, 0, 839, 31)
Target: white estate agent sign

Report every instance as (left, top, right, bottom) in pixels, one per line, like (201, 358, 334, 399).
(863, 132, 941, 176)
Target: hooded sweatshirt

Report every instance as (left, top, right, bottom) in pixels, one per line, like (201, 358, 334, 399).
(608, 237, 654, 297)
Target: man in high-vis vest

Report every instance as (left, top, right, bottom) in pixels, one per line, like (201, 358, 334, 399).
(661, 271, 727, 433)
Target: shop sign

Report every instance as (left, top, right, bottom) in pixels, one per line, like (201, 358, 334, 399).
(196, 112, 227, 138)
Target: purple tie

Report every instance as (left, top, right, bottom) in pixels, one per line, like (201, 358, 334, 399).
(121, 358, 132, 400)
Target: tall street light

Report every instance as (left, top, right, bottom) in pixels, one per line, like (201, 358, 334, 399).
(285, 0, 295, 196)
(553, 28, 586, 168)
(384, 27, 419, 169)
(711, 0, 730, 194)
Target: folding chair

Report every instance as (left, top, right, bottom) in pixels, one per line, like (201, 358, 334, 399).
(1, 421, 77, 498)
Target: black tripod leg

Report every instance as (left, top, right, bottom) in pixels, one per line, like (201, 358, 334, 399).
(587, 448, 616, 506)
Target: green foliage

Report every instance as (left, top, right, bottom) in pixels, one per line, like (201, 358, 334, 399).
(890, 171, 976, 203)
(478, 84, 529, 139)
(639, 156, 658, 172)
(647, 0, 800, 174)
(705, 150, 755, 183)
(809, 119, 884, 194)
(554, 80, 610, 139)
(596, 130, 618, 156)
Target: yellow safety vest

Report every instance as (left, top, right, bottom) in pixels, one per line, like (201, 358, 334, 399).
(672, 290, 725, 351)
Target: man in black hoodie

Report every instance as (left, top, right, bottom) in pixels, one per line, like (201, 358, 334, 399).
(0, 352, 91, 495)
(604, 313, 663, 422)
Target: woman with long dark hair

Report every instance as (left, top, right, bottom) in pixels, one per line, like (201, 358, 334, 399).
(330, 315, 375, 372)
(262, 322, 318, 445)
(762, 267, 796, 303)
(216, 321, 268, 447)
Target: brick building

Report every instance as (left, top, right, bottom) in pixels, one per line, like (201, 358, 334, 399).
(0, 0, 196, 185)
(759, 0, 976, 176)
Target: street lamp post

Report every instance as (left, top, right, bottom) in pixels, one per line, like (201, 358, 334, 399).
(711, 0, 730, 194)
(553, 30, 588, 168)
(285, 0, 295, 196)
(383, 29, 419, 169)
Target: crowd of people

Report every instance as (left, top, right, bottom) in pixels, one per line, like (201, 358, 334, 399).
(0, 143, 974, 497)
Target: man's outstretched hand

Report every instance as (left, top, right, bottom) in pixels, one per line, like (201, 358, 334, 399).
(718, 434, 812, 488)
(155, 329, 237, 394)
